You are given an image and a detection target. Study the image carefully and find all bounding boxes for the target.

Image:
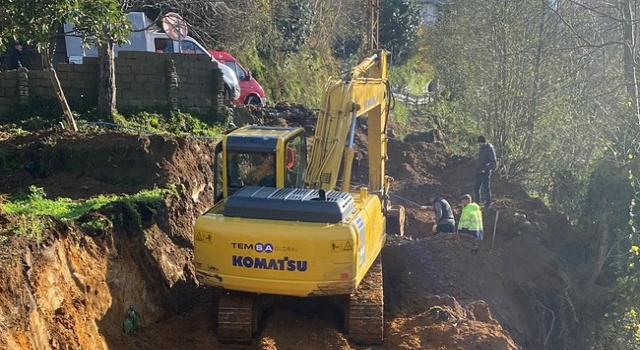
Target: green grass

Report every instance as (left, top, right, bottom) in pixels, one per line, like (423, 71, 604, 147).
(391, 102, 411, 127)
(111, 111, 226, 138)
(0, 185, 177, 241)
(2, 185, 173, 221)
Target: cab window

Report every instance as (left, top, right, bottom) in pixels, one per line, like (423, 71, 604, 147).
(227, 152, 276, 193)
(180, 40, 205, 55)
(154, 38, 174, 53)
(224, 61, 247, 80)
(284, 133, 306, 188)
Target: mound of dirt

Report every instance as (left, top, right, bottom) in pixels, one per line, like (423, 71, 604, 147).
(232, 103, 318, 131)
(0, 130, 216, 199)
(385, 294, 520, 350)
(0, 122, 598, 350)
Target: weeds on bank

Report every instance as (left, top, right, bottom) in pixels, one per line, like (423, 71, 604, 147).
(0, 185, 178, 239)
(78, 216, 108, 232)
(111, 111, 226, 138)
(2, 185, 169, 220)
(2, 98, 227, 139)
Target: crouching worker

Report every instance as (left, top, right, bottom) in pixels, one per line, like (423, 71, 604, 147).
(421, 194, 455, 236)
(458, 194, 483, 240)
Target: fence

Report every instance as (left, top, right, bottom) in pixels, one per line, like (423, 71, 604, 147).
(393, 91, 435, 107)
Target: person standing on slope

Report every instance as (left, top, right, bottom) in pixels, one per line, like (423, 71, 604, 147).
(474, 135, 497, 209)
(421, 194, 455, 236)
(458, 194, 483, 240)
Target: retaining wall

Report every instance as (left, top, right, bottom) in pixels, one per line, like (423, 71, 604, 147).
(0, 51, 224, 118)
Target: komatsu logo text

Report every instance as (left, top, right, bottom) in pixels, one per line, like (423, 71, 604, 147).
(232, 256, 308, 272)
(364, 96, 377, 109)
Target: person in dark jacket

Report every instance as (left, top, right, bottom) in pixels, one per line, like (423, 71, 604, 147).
(421, 194, 455, 235)
(5, 41, 23, 70)
(475, 135, 497, 209)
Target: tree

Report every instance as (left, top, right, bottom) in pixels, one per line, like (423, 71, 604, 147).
(0, 0, 79, 130)
(430, 0, 617, 181)
(379, 0, 421, 65)
(429, 0, 640, 347)
(70, 0, 131, 118)
(0, 0, 130, 129)
(273, 0, 315, 54)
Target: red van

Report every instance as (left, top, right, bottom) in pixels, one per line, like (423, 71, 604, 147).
(209, 50, 267, 106)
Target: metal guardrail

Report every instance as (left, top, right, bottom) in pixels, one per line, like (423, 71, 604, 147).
(393, 91, 434, 107)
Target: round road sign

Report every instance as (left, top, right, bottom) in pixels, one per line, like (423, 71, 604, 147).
(161, 12, 188, 41)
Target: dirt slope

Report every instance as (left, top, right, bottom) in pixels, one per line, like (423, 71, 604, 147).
(0, 125, 595, 350)
(360, 128, 591, 349)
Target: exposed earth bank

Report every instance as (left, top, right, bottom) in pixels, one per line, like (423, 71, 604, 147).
(0, 122, 604, 350)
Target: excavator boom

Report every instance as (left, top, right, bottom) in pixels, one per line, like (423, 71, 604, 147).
(304, 51, 391, 193)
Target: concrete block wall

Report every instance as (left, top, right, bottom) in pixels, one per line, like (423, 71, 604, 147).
(0, 71, 18, 113)
(0, 51, 224, 117)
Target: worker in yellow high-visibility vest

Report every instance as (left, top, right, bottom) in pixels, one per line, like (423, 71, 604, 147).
(458, 194, 483, 240)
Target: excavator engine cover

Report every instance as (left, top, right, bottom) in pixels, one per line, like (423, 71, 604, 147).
(224, 186, 356, 223)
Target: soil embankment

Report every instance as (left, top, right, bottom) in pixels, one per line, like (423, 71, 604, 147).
(0, 122, 597, 350)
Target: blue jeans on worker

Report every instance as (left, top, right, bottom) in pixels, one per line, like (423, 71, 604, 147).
(474, 171, 491, 208)
(460, 228, 483, 240)
(435, 223, 455, 236)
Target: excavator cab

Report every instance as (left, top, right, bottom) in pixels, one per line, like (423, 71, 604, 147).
(213, 125, 307, 202)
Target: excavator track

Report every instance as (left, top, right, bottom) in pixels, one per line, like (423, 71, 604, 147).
(345, 255, 384, 345)
(217, 291, 257, 344)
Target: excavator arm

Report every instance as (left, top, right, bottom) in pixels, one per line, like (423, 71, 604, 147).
(304, 51, 392, 194)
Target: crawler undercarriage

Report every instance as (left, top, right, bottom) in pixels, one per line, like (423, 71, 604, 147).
(216, 257, 384, 345)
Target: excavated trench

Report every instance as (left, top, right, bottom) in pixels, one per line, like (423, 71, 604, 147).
(0, 127, 601, 350)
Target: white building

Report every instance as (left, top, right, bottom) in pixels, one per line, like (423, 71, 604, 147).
(416, 0, 451, 26)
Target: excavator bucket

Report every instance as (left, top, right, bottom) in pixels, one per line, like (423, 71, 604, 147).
(386, 204, 405, 236)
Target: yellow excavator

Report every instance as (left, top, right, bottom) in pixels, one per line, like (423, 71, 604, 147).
(193, 1, 404, 344)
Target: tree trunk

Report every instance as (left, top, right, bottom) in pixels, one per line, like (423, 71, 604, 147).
(525, 2, 547, 156)
(619, 0, 640, 125)
(49, 69, 78, 131)
(42, 49, 77, 132)
(588, 210, 610, 286)
(97, 38, 117, 119)
(588, 228, 609, 286)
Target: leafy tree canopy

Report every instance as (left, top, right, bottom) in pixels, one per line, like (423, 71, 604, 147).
(0, 0, 130, 52)
(380, 0, 421, 65)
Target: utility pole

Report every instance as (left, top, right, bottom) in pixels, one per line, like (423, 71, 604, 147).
(367, 0, 380, 51)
